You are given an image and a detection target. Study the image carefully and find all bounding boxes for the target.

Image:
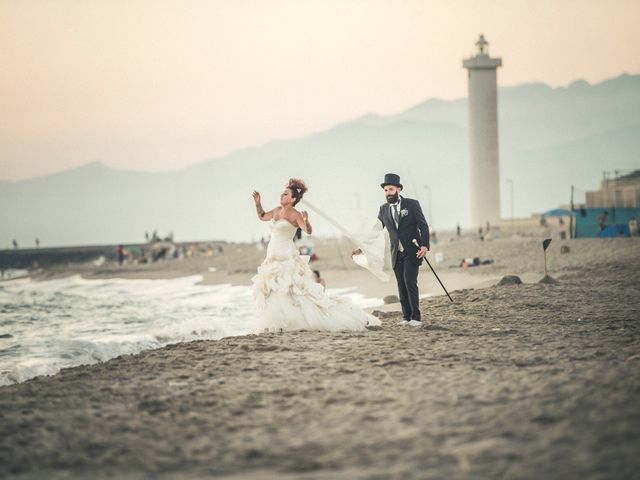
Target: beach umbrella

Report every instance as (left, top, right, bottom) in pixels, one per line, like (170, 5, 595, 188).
(543, 208, 574, 217)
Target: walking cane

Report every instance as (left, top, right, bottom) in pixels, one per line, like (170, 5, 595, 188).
(412, 239, 453, 303)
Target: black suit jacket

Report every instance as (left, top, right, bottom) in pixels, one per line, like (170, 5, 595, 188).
(378, 196, 430, 267)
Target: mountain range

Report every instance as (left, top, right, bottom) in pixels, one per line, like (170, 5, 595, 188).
(2, 73, 639, 247)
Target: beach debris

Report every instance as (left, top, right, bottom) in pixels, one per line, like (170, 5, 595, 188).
(538, 275, 558, 284)
(497, 275, 522, 286)
(561, 245, 570, 254)
(383, 295, 400, 304)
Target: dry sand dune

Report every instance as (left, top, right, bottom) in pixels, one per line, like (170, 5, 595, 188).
(2, 238, 639, 479)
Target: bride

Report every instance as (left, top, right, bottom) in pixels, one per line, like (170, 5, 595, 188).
(251, 178, 381, 332)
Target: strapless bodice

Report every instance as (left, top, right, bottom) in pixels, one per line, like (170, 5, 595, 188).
(266, 219, 298, 259)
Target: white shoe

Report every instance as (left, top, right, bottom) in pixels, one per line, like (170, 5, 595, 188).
(407, 320, 422, 327)
(398, 320, 409, 325)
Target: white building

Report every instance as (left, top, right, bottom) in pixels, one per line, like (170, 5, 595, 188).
(463, 35, 502, 227)
(586, 170, 640, 208)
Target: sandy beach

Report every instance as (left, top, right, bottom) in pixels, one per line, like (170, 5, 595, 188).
(1, 237, 639, 479)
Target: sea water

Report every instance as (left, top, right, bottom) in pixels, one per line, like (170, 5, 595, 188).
(0, 275, 381, 386)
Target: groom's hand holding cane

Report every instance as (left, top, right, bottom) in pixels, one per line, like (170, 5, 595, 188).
(414, 241, 429, 259)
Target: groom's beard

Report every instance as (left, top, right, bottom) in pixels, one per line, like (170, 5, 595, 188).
(386, 193, 399, 204)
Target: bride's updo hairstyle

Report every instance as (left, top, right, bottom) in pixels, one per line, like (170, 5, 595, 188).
(287, 178, 308, 206)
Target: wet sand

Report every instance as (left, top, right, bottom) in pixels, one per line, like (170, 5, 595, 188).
(1, 238, 639, 478)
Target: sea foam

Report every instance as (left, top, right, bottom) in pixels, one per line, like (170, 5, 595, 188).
(0, 275, 380, 386)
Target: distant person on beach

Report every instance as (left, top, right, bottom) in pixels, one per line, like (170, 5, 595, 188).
(12, 239, 18, 249)
(598, 211, 608, 231)
(540, 215, 547, 227)
(459, 257, 494, 268)
(456, 224, 461, 238)
(312, 270, 326, 290)
(252, 179, 379, 332)
(117, 245, 125, 266)
(35, 237, 40, 248)
(629, 216, 638, 237)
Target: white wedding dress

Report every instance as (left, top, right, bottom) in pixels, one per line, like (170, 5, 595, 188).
(252, 219, 381, 332)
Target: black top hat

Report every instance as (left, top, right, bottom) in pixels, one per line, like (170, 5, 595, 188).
(380, 173, 403, 189)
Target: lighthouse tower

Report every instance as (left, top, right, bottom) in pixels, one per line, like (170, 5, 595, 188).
(463, 34, 502, 228)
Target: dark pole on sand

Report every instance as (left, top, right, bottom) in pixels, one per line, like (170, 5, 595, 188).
(542, 238, 552, 276)
(413, 239, 453, 303)
(569, 185, 575, 239)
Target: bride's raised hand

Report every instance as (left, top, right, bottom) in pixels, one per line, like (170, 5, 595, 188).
(301, 210, 309, 223)
(252, 191, 261, 205)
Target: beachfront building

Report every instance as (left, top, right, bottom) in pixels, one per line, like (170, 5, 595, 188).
(585, 170, 640, 208)
(463, 34, 502, 228)
(570, 170, 640, 238)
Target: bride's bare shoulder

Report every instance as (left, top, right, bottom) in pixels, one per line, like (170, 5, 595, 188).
(285, 209, 304, 225)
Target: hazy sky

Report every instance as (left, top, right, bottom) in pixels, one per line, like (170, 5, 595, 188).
(1, 0, 639, 181)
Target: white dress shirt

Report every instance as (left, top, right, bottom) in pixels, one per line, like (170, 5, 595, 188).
(390, 198, 404, 251)
(390, 198, 402, 227)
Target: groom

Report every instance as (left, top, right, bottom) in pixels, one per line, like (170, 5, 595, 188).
(354, 173, 430, 326)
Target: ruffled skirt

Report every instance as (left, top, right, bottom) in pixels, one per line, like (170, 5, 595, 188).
(251, 254, 381, 333)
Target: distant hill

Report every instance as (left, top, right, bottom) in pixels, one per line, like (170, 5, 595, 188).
(2, 74, 639, 247)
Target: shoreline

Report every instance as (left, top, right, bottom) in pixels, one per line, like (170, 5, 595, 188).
(1, 264, 501, 388)
(3, 236, 636, 386)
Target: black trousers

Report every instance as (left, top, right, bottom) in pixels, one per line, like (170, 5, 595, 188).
(393, 251, 421, 321)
